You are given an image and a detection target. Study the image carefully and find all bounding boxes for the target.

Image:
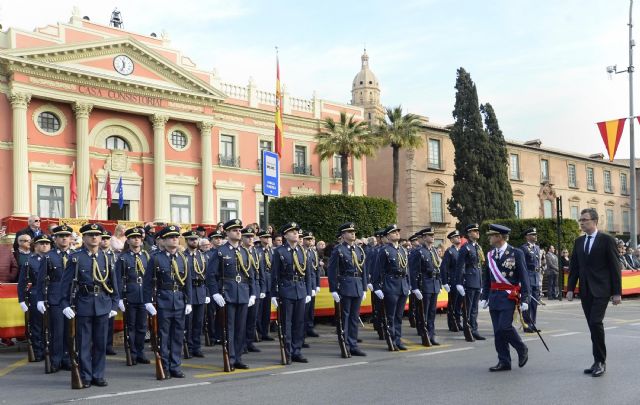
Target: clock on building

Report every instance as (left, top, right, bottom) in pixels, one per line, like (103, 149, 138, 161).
(113, 55, 134, 75)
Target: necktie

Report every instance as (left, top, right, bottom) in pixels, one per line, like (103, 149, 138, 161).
(585, 235, 592, 254)
(62, 252, 68, 268)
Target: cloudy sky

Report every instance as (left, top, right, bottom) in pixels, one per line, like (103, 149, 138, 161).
(1, 1, 637, 158)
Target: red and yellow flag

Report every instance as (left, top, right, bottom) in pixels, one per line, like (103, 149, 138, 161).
(597, 118, 626, 162)
(275, 54, 283, 157)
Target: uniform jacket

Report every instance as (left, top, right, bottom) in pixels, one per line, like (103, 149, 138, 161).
(372, 243, 410, 296)
(116, 250, 150, 305)
(270, 243, 312, 300)
(454, 241, 483, 289)
(256, 245, 273, 294)
(36, 248, 74, 305)
(17, 254, 44, 303)
(481, 244, 531, 311)
(186, 248, 208, 305)
(409, 245, 442, 294)
(143, 250, 192, 311)
(327, 242, 367, 298)
(520, 242, 541, 287)
(206, 242, 256, 305)
(440, 246, 459, 285)
(305, 247, 321, 291)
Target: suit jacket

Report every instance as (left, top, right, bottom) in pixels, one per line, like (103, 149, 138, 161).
(568, 232, 622, 298)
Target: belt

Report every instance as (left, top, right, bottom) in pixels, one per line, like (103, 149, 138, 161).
(79, 285, 106, 296)
(490, 282, 521, 302)
(193, 279, 205, 287)
(339, 273, 361, 278)
(386, 273, 407, 278)
(128, 276, 143, 284)
(229, 275, 249, 284)
(282, 274, 303, 282)
(159, 283, 183, 292)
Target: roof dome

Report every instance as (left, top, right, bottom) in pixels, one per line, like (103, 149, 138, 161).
(352, 49, 379, 89)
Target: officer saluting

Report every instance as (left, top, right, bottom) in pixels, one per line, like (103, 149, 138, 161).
(480, 224, 531, 371)
(143, 225, 192, 378)
(183, 230, 209, 358)
(327, 222, 368, 356)
(520, 228, 542, 333)
(454, 223, 486, 340)
(60, 223, 119, 388)
(270, 222, 312, 363)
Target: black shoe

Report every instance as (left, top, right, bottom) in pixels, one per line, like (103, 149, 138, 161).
(163, 369, 171, 379)
(286, 357, 292, 365)
(262, 335, 275, 341)
(242, 348, 248, 354)
(302, 343, 310, 349)
(357, 338, 363, 343)
(106, 349, 117, 356)
(523, 327, 534, 333)
(233, 362, 250, 369)
(49, 366, 59, 374)
(456, 323, 464, 331)
(350, 348, 367, 356)
(431, 339, 441, 346)
(396, 344, 408, 351)
(291, 355, 308, 363)
(131, 359, 137, 365)
(472, 334, 486, 341)
(91, 378, 108, 387)
(489, 363, 511, 372)
(247, 345, 261, 353)
(60, 363, 71, 371)
(213, 339, 222, 345)
(592, 362, 606, 377)
(34, 356, 44, 362)
(518, 347, 529, 368)
(170, 370, 186, 378)
(192, 351, 205, 358)
(306, 330, 319, 337)
(136, 357, 151, 364)
(584, 362, 597, 374)
(81, 380, 91, 388)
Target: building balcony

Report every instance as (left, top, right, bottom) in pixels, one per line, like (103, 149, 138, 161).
(331, 168, 353, 179)
(293, 164, 313, 176)
(219, 154, 240, 168)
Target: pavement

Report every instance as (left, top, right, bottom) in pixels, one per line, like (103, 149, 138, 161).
(1, 297, 639, 405)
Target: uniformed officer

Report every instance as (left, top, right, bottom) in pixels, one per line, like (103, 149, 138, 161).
(100, 230, 117, 356)
(454, 223, 486, 340)
(302, 231, 321, 338)
(328, 222, 368, 356)
(255, 230, 275, 341)
(143, 225, 192, 379)
(18, 234, 52, 362)
(183, 230, 209, 358)
(440, 230, 461, 331)
(408, 234, 421, 250)
(480, 224, 531, 371)
(373, 224, 410, 350)
(270, 222, 312, 363)
(115, 227, 150, 365)
(409, 227, 442, 345)
(60, 223, 119, 388)
(520, 228, 542, 333)
(367, 230, 386, 340)
(206, 229, 225, 345)
(241, 227, 263, 353)
(206, 219, 256, 370)
(36, 225, 74, 372)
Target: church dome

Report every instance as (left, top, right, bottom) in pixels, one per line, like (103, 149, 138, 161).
(352, 50, 379, 89)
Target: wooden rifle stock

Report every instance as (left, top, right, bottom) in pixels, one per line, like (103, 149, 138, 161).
(334, 300, 350, 358)
(379, 297, 396, 351)
(275, 297, 287, 365)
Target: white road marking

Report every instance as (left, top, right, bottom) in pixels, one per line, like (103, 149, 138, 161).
(631, 322, 640, 326)
(551, 332, 582, 337)
(604, 326, 618, 330)
(275, 361, 368, 375)
(408, 347, 474, 357)
(67, 382, 211, 401)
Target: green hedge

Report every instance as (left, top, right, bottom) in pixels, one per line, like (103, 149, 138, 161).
(269, 195, 396, 242)
(479, 218, 581, 253)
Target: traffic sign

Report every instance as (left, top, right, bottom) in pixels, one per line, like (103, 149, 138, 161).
(262, 150, 280, 198)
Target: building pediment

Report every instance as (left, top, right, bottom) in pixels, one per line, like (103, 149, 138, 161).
(426, 178, 447, 188)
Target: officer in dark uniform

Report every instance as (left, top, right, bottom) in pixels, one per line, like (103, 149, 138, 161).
(206, 229, 225, 344)
(440, 230, 461, 331)
(143, 225, 192, 379)
(270, 222, 312, 363)
(454, 223, 486, 340)
(520, 228, 541, 333)
(115, 227, 150, 365)
(18, 234, 52, 362)
(60, 223, 119, 388)
(182, 230, 209, 358)
(409, 227, 442, 345)
(480, 224, 531, 371)
(255, 230, 275, 341)
(241, 227, 262, 353)
(302, 231, 321, 338)
(36, 225, 74, 372)
(206, 219, 256, 370)
(372, 224, 410, 350)
(100, 230, 117, 356)
(327, 222, 368, 356)
(367, 230, 385, 339)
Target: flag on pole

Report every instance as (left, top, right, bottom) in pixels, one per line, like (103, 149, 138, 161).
(88, 173, 94, 203)
(597, 118, 626, 162)
(274, 51, 283, 157)
(117, 176, 124, 209)
(106, 173, 112, 207)
(70, 162, 77, 205)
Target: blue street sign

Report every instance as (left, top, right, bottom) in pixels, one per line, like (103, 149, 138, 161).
(262, 150, 280, 198)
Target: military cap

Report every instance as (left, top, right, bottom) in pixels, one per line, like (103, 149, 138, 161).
(125, 227, 143, 238)
(257, 230, 272, 238)
(382, 224, 401, 236)
(338, 222, 356, 233)
(374, 229, 385, 237)
(241, 227, 255, 237)
(80, 223, 105, 235)
(408, 234, 419, 242)
(195, 226, 206, 232)
(34, 234, 52, 244)
(101, 230, 112, 239)
(464, 223, 480, 233)
(279, 222, 300, 235)
(157, 225, 181, 239)
(223, 219, 243, 231)
(52, 225, 72, 236)
(522, 227, 537, 236)
(208, 229, 224, 239)
(417, 227, 434, 236)
(447, 230, 461, 239)
(486, 224, 511, 235)
(182, 230, 199, 239)
(302, 231, 315, 239)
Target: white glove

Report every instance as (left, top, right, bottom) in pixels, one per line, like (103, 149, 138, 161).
(367, 283, 374, 291)
(316, 287, 321, 293)
(374, 290, 384, 299)
(443, 284, 451, 293)
(331, 292, 340, 303)
(456, 285, 466, 297)
(37, 301, 46, 314)
(248, 296, 256, 307)
(205, 296, 211, 304)
(412, 289, 423, 300)
(118, 300, 126, 312)
(480, 299, 488, 309)
(109, 310, 117, 318)
(62, 307, 76, 319)
(19, 301, 28, 313)
(213, 293, 226, 307)
(311, 289, 316, 297)
(185, 304, 192, 315)
(305, 295, 311, 304)
(520, 302, 529, 312)
(362, 291, 367, 302)
(145, 303, 157, 316)
(271, 297, 279, 308)
(259, 293, 266, 299)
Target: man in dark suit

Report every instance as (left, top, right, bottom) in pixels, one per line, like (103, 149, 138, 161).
(567, 208, 622, 378)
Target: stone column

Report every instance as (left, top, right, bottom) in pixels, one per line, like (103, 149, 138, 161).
(150, 114, 169, 223)
(73, 102, 93, 218)
(198, 121, 214, 224)
(9, 92, 31, 217)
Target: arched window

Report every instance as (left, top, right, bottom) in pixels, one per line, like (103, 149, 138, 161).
(105, 135, 131, 151)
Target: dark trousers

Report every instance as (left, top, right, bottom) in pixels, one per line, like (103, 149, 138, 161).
(452, 289, 462, 323)
(422, 292, 438, 339)
(281, 297, 305, 357)
(48, 305, 66, 368)
(245, 300, 259, 346)
(465, 288, 480, 333)
(341, 296, 362, 349)
(257, 293, 272, 338)
(384, 292, 408, 346)
(490, 308, 527, 365)
(524, 286, 540, 326)
(186, 303, 205, 354)
(305, 295, 316, 333)
(76, 314, 108, 382)
(547, 274, 558, 298)
(206, 302, 218, 341)
(581, 294, 610, 363)
(27, 302, 44, 359)
(106, 317, 114, 351)
(226, 303, 248, 364)
(158, 308, 185, 372)
(371, 294, 382, 333)
(126, 303, 147, 360)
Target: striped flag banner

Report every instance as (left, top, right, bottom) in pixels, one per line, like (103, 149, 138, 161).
(597, 118, 626, 162)
(275, 52, 283, 157)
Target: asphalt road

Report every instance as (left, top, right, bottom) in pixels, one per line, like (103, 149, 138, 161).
(1, 298, 639, 405)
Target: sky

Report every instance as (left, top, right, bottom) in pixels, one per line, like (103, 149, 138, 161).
(0, 0, 638, 158)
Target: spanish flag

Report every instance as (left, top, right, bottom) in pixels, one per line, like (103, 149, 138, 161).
(597, 118, 626, 162)
(275, 54, 283, 157)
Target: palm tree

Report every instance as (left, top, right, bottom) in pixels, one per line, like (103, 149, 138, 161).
(315, 112, 380, 195)
(376, 106, 424, 204)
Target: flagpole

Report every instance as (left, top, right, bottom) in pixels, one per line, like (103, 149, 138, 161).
(628, 0, 637, 248)
(93, 175, 107, 220)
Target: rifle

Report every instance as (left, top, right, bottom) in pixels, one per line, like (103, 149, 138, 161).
(121, 258, 133, 366)
(334, 299, 351, 358)
(43, 257, 52, 374)
(68, 261, 83, 389)
(407, 294, 416, 328)
(460, 293, 475, 342)
(221, 266, 231, 372)
(203, 303, 212, 346)
(379, 297, 396, 351)
(149, 265, 166, 380)
(275, 293, 287, 365)
(414, 271, 432, 347)
(183, 323, 192, 359)
(23, 261, 36, 362)
(446, 289, 459, 332)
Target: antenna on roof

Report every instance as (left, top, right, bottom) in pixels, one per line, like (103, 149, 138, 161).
(110, 8, 123, 28)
